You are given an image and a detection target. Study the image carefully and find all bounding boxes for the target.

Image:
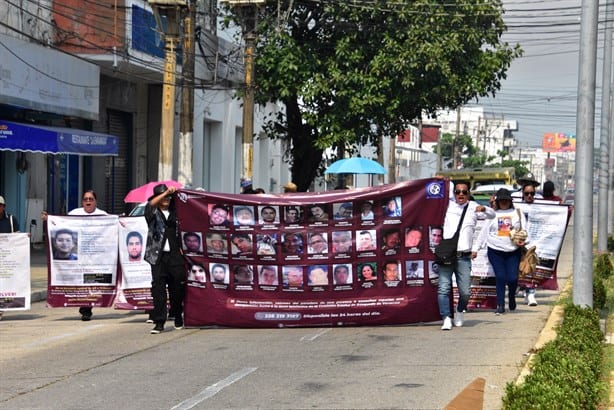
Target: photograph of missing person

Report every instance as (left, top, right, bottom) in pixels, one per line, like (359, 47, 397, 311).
(209, 204, 231, 227)
(182, 231, 203, 254)
(383, 196, 402, 217)
(209, 263, 229, 284)
(206, 232, 228, 254)
(51, 229, 78, 260)
(258, 205, 279, 225)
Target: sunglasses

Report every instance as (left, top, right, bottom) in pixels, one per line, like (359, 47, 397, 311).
(454, 190, 469, 195)
(524, 192, 536, 196)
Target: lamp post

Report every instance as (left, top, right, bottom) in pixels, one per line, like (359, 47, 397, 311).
(148, 0, 187, 181)
(222, 0, 266, 182)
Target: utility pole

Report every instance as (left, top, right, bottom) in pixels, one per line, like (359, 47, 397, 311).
(573, 0, 598, 308)
(597, 0, 612, 252)
(453, 106, 461, 169)
(148, 0, 187, 181)
(179, 0, 195, 186)
(222, 0, 266, 183)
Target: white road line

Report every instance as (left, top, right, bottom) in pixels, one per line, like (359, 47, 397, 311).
(25, 325, 106, 347)
(170, 367, 258, 410)
(300, 328, 331, 341)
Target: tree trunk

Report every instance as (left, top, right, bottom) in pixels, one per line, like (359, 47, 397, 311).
(285, 97, 323, 192)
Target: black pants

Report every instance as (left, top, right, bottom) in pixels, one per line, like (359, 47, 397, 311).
(150, 252, 185, 324)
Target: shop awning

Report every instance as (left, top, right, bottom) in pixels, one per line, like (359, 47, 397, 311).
(0, 120, 118, 156)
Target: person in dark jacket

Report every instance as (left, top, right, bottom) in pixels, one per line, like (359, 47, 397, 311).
(144, 184, 185, 334)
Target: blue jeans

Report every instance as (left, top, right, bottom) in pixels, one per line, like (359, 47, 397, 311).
(437, 255, 472, 319)
(487, 247, 521, 307)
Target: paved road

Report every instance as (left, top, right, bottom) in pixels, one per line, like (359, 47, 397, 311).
(0, 231, 574, 410)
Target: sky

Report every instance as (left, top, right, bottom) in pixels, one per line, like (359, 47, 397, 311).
(472, 0, 608, 148)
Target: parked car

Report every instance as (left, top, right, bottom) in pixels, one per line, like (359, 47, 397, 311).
(128, 202, 147, 216)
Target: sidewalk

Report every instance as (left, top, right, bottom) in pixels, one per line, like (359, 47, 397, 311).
(30, 243, 48, 303)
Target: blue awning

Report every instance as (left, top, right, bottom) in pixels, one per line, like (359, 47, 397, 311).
(0, 120, 118, 156)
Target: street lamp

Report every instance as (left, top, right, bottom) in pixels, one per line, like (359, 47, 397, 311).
(148, 0, 187, 181)
(221, 0, 266, 182)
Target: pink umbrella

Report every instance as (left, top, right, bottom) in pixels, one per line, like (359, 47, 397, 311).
(123, 180, 183, 203)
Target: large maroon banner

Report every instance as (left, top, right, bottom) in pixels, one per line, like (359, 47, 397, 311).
(176, 178, 448, 328)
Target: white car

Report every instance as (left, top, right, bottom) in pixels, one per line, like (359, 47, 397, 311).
(128, 202, 147, 216)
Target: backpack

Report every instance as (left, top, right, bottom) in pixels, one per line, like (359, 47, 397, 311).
(519, 246, 538, 279)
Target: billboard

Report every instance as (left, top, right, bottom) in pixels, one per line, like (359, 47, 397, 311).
(542, 133, 576, 153)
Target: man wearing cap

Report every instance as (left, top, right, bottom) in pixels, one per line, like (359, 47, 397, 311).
(144, 184, 185, 334)
(438, 181, 495, 330)
(511, 172, 543, 201)
(283, 182, 297, 193)
(0, 196, 19, 234)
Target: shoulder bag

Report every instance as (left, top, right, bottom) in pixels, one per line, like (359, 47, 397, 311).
(434, 205, 468, 265)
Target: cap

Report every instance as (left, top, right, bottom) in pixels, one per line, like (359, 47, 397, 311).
(240, 179, 253, 189)
(208, 233, 224, 242)
(148, 184, 168, 201)
(517, 172, 540, 187)
(0, 195, 4, 205)
(283, 182, 297, 192)
(495, 188, 513, 201)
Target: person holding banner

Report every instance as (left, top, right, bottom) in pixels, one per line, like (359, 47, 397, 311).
(43, 190, 108, 321)
(437, 182, 495, 330)
(476, 188, 526, 316)
(144, 184, 185, 334)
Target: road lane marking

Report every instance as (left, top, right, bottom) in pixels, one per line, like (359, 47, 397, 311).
(25, 325, 106, 348)
(300, 328, 331, 341)
(171, 367, 258, 410)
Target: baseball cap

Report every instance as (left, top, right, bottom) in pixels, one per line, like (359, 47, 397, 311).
(240, 179, 253, 189)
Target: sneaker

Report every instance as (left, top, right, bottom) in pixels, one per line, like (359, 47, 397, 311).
(495, 305, 505, 315)
(441, 316, 453, 330)
(145, 318, 154, 324)
(174, 317, 184, 330)
(150, 323, 164, 334)
(453, 311, 464, 327)
(527, 292, 538, 306)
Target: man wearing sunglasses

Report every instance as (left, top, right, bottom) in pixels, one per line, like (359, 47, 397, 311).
(438, 181, 495, 330)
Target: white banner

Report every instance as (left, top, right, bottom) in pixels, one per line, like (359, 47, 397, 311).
(0, 233, 31, 310)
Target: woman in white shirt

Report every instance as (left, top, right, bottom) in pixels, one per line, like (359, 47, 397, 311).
(476, 188, 527, 315)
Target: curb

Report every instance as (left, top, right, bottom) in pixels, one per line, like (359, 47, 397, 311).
(514, 277, 572, 385)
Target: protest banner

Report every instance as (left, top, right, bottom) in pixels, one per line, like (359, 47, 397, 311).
(0, 233, 31, 310)
(46, 215, 119, 308)
(115, 216, 153, 310)
(467, 201, 570, 309)
(175, 178, 448, 328)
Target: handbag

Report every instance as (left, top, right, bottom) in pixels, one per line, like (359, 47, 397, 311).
(434, 205, 468, 265)
(519, 245, 538, 278)
(509, 208, 528, 246)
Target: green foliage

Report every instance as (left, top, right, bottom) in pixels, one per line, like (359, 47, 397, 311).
(227, 1, 522, 190)
(502, 160, 530, 180)
(503, 305, 606, 409)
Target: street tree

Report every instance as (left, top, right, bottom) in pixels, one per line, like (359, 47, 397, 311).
(225, 1, 522, 191)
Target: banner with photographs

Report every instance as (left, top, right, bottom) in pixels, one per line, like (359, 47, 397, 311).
(46, 215, 119, 308)
(115, 216, 153, 310)
(175, 178, 449, 328)
(467, 201, 570, 309)
(0, 233, 31, 311)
